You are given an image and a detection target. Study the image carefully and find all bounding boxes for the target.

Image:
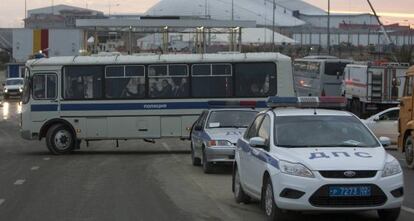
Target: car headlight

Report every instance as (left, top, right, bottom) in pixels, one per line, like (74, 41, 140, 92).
(279, 160, 314, 178)
(382, 159, 402, 177)
(4, 88, 8, 93)
(207, 140, 232, 147)
(19, 88, 23, 93)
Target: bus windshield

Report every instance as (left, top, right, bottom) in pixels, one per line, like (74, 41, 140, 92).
(6, 79, 23, 85)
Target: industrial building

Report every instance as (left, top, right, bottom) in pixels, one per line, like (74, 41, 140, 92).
(1, 0, 413, 64)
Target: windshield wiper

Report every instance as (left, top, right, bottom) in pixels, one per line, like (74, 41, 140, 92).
(277, 144, 309, 148)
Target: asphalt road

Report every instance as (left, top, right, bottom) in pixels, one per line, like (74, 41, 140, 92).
(0, 101, 413, 221)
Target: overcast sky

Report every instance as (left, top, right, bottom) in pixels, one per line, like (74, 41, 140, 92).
(0, 0, 413, 27)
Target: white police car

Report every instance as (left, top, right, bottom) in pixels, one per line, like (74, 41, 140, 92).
(191, 108, 258, 173)
(232, 97, 403, 221)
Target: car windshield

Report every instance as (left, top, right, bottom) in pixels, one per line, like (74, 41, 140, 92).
(207, 110, 257, 128)
(275, 115, 379, 148)
(6, 79, 23, 85)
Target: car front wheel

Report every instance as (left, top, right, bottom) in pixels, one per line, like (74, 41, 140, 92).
(191, 142, 201, 166)
(202, 148, 213, 173)
(263, 177, 286, 221)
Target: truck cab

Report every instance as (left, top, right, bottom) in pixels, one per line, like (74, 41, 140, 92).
(398, 65, 414, 169)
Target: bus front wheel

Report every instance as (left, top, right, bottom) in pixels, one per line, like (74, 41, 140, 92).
(404, 135, 414, 169)
(46, 124, 75, 155)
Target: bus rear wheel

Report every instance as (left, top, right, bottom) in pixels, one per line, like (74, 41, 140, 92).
(46, 124, 75, 155)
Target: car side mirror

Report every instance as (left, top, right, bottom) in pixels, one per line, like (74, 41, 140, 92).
(194, 125, 203, 131)
(379, 137, 391, 147)
(1, 83, 4, 87)
(373, 116, 380, 121)
(249, 137, 267, 148)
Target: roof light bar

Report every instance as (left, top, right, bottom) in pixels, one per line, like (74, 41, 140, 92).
(267, 96, 346, 109)
(208, 100, 257, 108)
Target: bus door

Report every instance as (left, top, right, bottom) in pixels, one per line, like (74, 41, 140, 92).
(30, 72, 60, 123)
(322, 62, 348, 96)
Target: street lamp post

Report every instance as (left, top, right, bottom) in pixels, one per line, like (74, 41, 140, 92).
(327, 0, 331, 55)
(272, 0, 275, 52)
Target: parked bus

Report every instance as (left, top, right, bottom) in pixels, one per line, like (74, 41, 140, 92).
(293, 56, 352, 97)
(20, 52, 295, 154)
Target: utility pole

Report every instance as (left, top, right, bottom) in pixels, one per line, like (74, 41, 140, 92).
(205, 0, 208, 18)
(24, 0, 27, 19)
(366, 0, 398, 62)
(272, 0, 275, 52)
(327, 0, 331, 55)
(231, 0, 234, 21)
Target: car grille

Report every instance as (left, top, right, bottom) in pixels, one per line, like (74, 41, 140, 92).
(309, 184, 387, 207)
(7, 89, 19, 93)
(319, 170, 377, 179)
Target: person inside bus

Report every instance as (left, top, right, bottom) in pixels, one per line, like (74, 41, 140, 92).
(249, 83, 262, 97)
(173, 78, 188, 97)
(159, 79, 173, 97)
(149, 82, 159, 97)
(124, 78, 145, 98)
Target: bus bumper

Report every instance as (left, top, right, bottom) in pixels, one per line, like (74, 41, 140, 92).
(20, 129, 36, 140)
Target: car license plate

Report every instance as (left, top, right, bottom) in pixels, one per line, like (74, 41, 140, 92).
(329, 186, 371, 197)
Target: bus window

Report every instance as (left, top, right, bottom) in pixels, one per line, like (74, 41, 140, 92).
(105, 65, 145, 99)
(63, 66, 103, 100)
(148, 64, 189, 98)
(192, 64, 233, 98)
(325, 62, 348, 76)
(32, 74, 57, 100)
(169, 65, 189, 97)
(235, 63, 277, 97)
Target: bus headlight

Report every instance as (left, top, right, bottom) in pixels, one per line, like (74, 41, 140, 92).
(279, 160, 314, 178)
(382, 159, 402, 177)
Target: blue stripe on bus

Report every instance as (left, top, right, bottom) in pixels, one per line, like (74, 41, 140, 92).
(30, 101, 267, 112)
(31, 104, 59, 112)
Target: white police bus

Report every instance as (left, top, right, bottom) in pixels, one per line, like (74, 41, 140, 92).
(20, 52, 294, 154)
(293, 56, 352, 97)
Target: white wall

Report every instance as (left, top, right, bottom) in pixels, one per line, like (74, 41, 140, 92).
(13, 29, 33, 62)
(48, 29, 84, 57)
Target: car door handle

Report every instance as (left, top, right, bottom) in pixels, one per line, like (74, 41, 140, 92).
(50, 99, 58, 103)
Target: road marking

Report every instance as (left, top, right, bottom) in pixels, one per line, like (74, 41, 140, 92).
(31, 166, 40, 171)
(14, 179, 25, 185)
(162, 142, 171, 151)
(43, 157, 51, 161)
(0, 199, 4, 206)
(402, 206, 414, 214)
